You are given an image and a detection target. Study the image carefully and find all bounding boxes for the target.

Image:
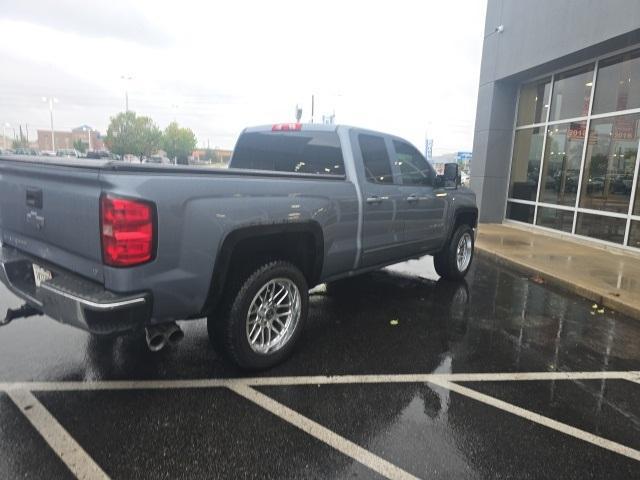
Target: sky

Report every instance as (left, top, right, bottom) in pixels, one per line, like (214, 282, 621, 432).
(0, 0, 487, 154)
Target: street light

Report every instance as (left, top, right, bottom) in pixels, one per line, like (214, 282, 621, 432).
(2, 123, 9, 149)
(120, 75, 133, 112)
(82, 126, 92, 151)
(42, 96, 59, 151)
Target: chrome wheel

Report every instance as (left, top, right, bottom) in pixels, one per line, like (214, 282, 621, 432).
(246, 278, 301, 354)
(456, 232, 473, 272)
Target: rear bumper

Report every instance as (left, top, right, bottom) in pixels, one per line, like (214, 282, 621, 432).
(0, 244, 151, 335)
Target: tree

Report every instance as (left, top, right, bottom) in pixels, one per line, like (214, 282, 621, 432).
(12, 138, 29, 149)
(162, 121, 197, 164)
(73, 139, 87, 153)
(105, 111, 162, 158)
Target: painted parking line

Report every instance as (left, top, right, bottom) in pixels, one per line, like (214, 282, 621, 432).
(6, 389, 109, 480)
(1, 370, 639, 392)
(229, 384, 419, 480)
(3, 370, 639, 480)
(429, 378, 640, 463)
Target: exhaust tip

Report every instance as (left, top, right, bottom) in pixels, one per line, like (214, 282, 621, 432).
(145, 322, 184, 351)
(145, 328, 167, 352)
(166, 326, 184, 347)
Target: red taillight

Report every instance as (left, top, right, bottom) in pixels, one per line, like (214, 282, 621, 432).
(101, 195, 154, 267)
(272, 123, 302, 131)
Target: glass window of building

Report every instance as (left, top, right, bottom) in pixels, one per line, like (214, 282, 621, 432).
(629, 221, 640, 249)
(593, 49, 640, 114)
(579, 113, 639, 213)
(575, 212, 626, 244)
(539, 121, 586, 206)
(508, 128, 544, 201)
(536, 207, 574, 232)
(516, 78, 551, 126)
(506, 202, 534, 224)
(550, 64, 594, 121)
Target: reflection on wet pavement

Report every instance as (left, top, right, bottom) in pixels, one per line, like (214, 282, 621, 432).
(1, 255, 639, 478)
(0, 255, 639, 382)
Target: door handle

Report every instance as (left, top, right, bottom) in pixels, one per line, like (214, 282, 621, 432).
(366, 196, 383, 205)
(406, 194, 419, 203)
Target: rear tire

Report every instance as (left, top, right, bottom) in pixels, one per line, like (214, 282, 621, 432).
(208, 260, 308, 370)
(433, 225, 474, 280)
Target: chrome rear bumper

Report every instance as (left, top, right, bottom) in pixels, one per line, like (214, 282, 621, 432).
(0, 244, 151, 334)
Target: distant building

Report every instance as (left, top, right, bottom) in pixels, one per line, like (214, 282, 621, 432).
(473, 0, 640, 251)
(37, 127, 104, 152)
(455, 151, 472, 172)
(190, 148, 233, 166)
(430, 152, 458, 175)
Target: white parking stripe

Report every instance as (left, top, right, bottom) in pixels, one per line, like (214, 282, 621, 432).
(7, 389, 109, 479)
(1, 370, 638, 392)
(236, 371, 640, 386)
(429, 379, 640, 462)
(229, 384, 419, 480)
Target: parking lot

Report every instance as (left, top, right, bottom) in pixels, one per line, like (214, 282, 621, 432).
(1, 255, 639, 479)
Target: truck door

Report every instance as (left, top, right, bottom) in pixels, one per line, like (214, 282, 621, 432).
(391, 138, 447, 252)
(353, 132, 405, 267)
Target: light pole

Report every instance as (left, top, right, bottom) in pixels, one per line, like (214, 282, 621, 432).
(42, 96, 58, 151)
(2, 123, 9, 149)
(171, 103, 179, 122)
(121, 75, 133, 112)
(82, 126, 92, 151)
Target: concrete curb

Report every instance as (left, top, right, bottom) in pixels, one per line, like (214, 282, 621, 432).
(475, 245, 640, 320)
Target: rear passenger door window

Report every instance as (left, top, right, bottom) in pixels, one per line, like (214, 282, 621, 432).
(358, 134, 394, 184)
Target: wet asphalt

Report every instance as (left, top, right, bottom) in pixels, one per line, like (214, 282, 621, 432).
(0, 254, 639, 479)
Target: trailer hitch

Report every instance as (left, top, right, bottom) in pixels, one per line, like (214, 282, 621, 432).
(1, 303, 42, 327)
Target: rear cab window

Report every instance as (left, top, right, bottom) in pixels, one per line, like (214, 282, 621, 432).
(231, 130, 345, 175)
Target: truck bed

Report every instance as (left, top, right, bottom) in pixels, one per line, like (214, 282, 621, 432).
(0, 154, 346, 180)
(0, 153, 359, 322)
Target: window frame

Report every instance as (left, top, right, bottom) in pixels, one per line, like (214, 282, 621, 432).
(504, 43, 640, 252)
(391, 138, 436, 188)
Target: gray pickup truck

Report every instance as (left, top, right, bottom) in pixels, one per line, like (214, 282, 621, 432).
(0, 123, 477, 369)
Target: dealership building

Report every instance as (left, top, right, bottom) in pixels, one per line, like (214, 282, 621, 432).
(472, 0, 640, 251)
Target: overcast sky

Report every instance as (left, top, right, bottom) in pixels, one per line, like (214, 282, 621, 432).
(0, 0, 487, 154)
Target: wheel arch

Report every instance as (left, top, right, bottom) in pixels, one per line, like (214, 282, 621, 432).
(200, 221, 324, 315)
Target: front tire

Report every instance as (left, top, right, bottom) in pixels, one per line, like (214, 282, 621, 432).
(433, 225, 475, 280)
(208, 261, 308, 370)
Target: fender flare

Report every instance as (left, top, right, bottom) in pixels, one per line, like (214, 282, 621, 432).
(200, 221, 324, 315)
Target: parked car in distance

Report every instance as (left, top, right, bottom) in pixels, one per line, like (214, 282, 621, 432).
(56, 149, 80, 158)
(13, 148, 40, 156)
(144, 155, 171, 165)
(86, 150, 119, 160)
(0, 123, 477, 369)
(123, 154, 141, 163)
(40, 150, 56, 157)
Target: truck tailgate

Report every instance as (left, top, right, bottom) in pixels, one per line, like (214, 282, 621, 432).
(0, 158, 104, 282)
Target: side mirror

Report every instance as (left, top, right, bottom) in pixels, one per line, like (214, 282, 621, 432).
(443, 162, 460, 188)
